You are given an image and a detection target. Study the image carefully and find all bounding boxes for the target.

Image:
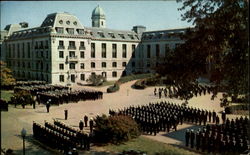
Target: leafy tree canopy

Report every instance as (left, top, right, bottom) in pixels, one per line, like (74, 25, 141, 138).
(0, 61, 16, 86)
(156, 0, 248, 101)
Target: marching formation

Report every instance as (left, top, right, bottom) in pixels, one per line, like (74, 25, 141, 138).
(110, 101, 218, 135)
(154, 84, 216, 100)
(33, 120, 91, 154)
(37, 89, 103, 105)
(185, 116, 249, 154)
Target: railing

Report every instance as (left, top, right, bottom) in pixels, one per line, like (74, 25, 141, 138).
(58, 45, 65, 49)
(68, 46, 76, 50)
(79, 46, 85, 50)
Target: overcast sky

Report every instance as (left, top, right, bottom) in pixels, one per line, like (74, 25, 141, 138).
(1, 1, 193, 31)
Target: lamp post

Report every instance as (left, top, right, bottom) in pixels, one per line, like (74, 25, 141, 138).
(21, 128, 27, 155)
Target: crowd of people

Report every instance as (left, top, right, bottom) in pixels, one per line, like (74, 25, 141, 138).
(154, 84, 216, 100)
(185, 116, 249, 154)
(110, 101, 218, 135)
(37, 89, 103, 105)
(14, 84, 69, 96)
(33, 120, 91, 154)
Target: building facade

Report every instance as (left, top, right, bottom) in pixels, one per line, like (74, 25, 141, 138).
(1, 6, 186, 85)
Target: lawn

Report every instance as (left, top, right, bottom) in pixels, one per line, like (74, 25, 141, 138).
(0, 90, 14, 101)
(102, 136, 199, 155)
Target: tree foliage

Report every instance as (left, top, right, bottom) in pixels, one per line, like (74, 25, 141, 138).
(0, 61, 16, 86)
(86, 74, 106, 86)
(93, 114, 140, 144)
(156, 0, 248, 100)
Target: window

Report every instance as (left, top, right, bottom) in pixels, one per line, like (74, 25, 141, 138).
(80, 41, 85, 50)
(102, 62, 106, 68)
(80, 74, 85, 81)
(13, 44, 15, 57)
(101, 21, 104, 26)
(112, 62, 117, 67)
(132, 44, 136, 58)
(132, 61, 135, 67)
(102, 72, 107, 78)
(69, 51, 75, 57)
(122, 44, 127, 58)
(80, 63, 84, 69)
(41, 51, 44, 58)
(70, 63, 75, 69)
(59, 51, 64, 58)
(22, 62, 25, 68)
(59, 75, 64, 82)
(109, 33, 115, 38)
(122, 62, 126, 67)
(147, 62, 150, 68)
(80, 51, 84, 58)
(27, 42, 30, 58)
(78, 29, 84, 34)
(22, 43, 25, 58)
(147, 45, 151, 58)
(112, 44, 117, 58)
(71, 74, 75, 83)
(45, 40, 49, 49)
(175, 43, 180, 48)
(40, 41, 43, 49)
(58, 40, 64, 49)
(59, 64, 64, 70)
(46, 63, 49, 71)
(119, 34, 125, 39)
(28, 62, 31, 69)
(41, 62, 43, 70)
(91, 43, 95, 58)
(101, 43, 106, 58)
(67, 28, 74, 34)
(68, 41, 76, 49)
(156, 44, 160, 58)
(165, 44, 170, 57)
(91, 62, 95, 68)
(97, 32, 105, 38)
(57, 27, 64, 34)
(17, 44, 20, 57)
(112, 71, 117, 77)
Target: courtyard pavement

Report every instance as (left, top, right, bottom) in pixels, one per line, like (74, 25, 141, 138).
(1, 80, 245, 154)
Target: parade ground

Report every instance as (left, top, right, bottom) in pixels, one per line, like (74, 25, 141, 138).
(1, 80, 245, 154)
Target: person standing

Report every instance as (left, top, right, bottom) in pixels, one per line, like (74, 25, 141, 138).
(89, 118, 94, 133)
(84, 115, 88, 127)
(79, 120, 84, 130)
(64, 109, 68, 120)
(46, 100, 50, 113)
(222, 111, 226, 124)
(190, 129, 195, 148)
(154, 88, 157, 96)
(185, 129, 190, 147)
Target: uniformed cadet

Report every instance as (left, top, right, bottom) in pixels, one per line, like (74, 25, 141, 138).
(79, 120, 84, 130)
(46, 100, 51, 113)
(185, 129, 190, 147)
(154, 88, 157, 96)
(190, 129, 195, 148)
(89, 118, 94, 133)
(84, 115, 88, 127)
(65, 109, 68, 120)
(222, 111, 226, 124)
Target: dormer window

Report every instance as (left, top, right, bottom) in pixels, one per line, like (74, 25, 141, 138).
(119, 34, 125, 39)
(59, 20, 63, 24)
(73, 21, 77, 25)
(128, 34, 134, 39)
(77, 29, 84, 35)
(67, 28, 74, 35)
(108, 33, 115, 38)
(56, 27, 64, 34)
(66, 21, 70, 25)
(97, 32, 105, 38)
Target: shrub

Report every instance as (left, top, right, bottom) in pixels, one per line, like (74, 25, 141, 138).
(10, 90, 35, 107)
(93, 114, 140, 144)
(87, 74, 106, 86)
(133, 79, 146, 89)
(107, 83, 120, 93)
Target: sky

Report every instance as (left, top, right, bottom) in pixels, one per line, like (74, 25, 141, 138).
(0, 1, 193, 31)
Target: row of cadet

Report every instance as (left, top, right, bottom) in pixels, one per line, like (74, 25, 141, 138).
(33, 120, 91, 154)
(185, 116, 249, 154)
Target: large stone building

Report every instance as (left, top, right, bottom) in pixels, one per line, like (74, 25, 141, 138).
(1, 6, 186, 85)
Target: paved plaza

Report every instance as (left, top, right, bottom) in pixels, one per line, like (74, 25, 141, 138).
(1, 80, 244, 154)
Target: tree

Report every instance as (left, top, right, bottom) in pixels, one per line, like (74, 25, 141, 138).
(156, 0, 248, 101)
(0, 61, 16, 86)
(86, 74, 106, 86)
